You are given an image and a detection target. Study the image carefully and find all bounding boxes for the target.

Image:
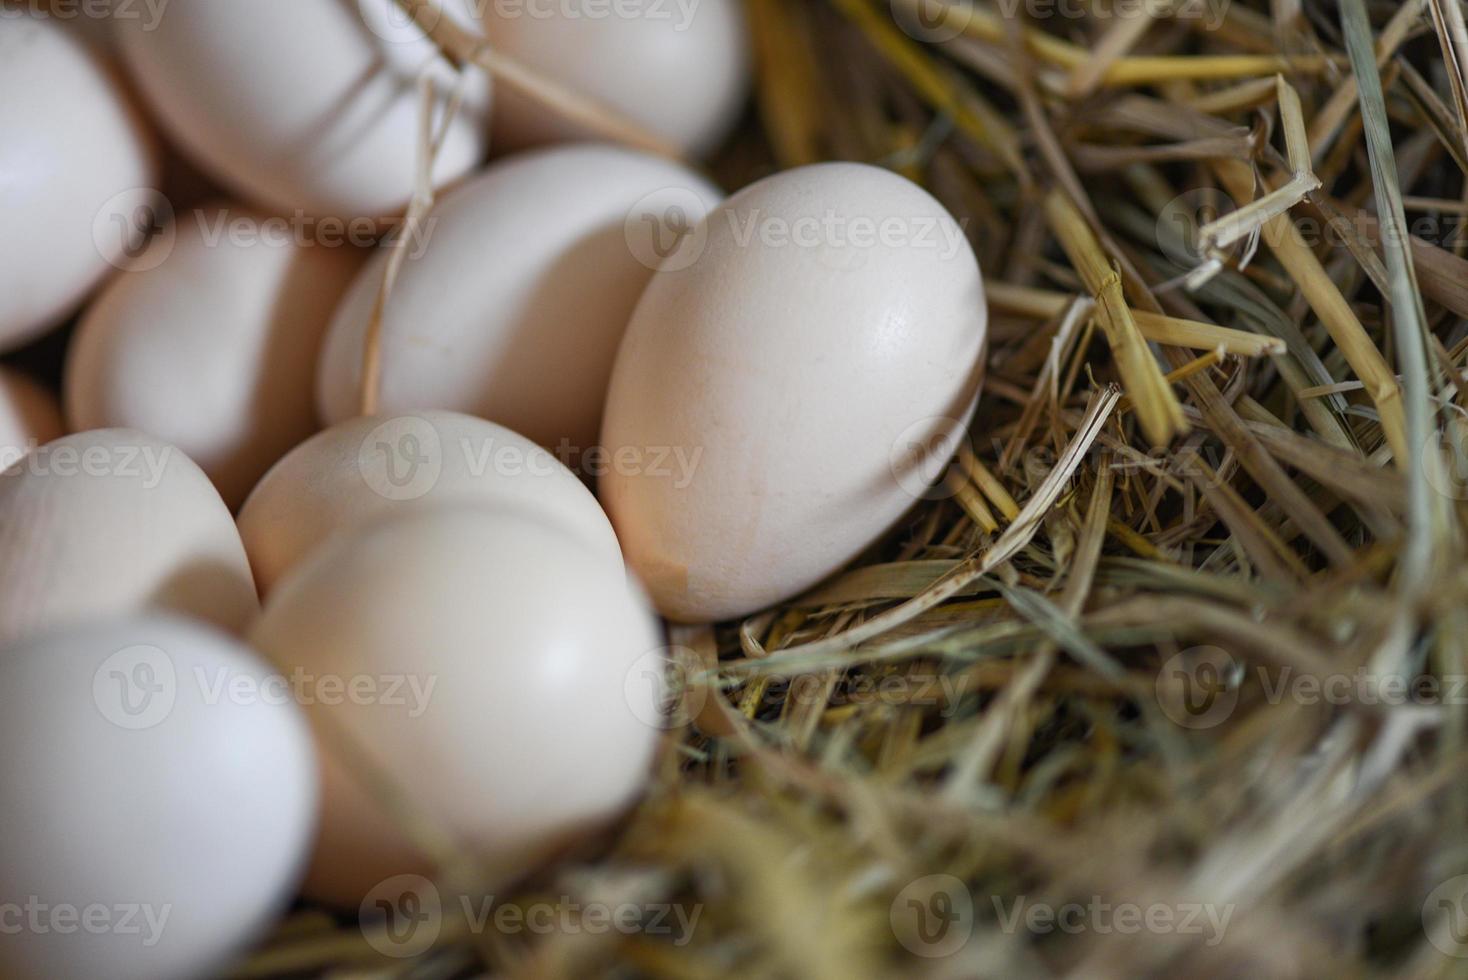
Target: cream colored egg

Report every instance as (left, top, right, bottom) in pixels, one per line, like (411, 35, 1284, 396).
(601, 163, 988, 622)
(33, 0, 119, 51)
(0, 616, 317, 980)
(481, 0, 750, 155)
(116, 0, 490, 220)
(0, 368, 65, 470)
(237, 410, 622, 594)
(250, 505, 664, 907)
(0, 430, 259, 647)
(0, 16, 156, 351)
(317, 144, 721, 451)
(65, 204, 363, 509)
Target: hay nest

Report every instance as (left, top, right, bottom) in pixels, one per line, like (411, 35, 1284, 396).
(245, 0, 1468, 976)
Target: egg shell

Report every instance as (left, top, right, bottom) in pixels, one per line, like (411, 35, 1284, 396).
(116, 0, 490, 220)
(65, 204, 364, 509)
(0, 429, 259, 648)
(0, 16, 156, 351)
(0, 615, 317, 980)
(0, 368, 65, 470)
(317, 144, 722, 451)
(250, 505, 664, 907)
(34, 1, 118, 52)
(601, 162, 988, 622)
(237, 410, 622, 595)
(481, 0, 750, 156)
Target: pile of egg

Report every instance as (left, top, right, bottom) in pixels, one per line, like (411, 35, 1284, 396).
(0, 3, 987, 977)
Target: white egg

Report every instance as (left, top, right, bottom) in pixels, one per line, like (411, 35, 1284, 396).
(237, 410, 622, 594)
(0, 430, 259, 648)
(601, 163, 988, 622)
(250, 505, 665, 907)
(65, 204, 363, 508)
(116, 0, 490, 220)
(0, 16, 156, 351)
(481, 0, 750, 155)
(0, 615, 317, 980)
(317, 144, 722, 452)
(0, 368, 65, 470)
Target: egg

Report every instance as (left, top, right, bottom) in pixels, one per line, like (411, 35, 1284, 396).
(65, 204, 363, 508)
(0, 430, 258, 648)
(33, 0, 120, 51)
(237, 410, 622, 594)
(250, 505, 664, 906)
(116, 0, 490, 220)
(0, 615, 316, 980)
(480, 0, 750, 156)
(0, 368, 65, 470)
(601, 163, 988, 622)
(317, 144, 722, 451)
(0, 16, 156, 351)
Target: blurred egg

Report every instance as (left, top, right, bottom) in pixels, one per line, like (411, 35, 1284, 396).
(0, 368, 65, 470)
(116, 0, 490, 220)
(601, 163, 988, 622)
(0, 615, 316, 980)
(0, 430, 258, 647)
(0, 16, 156, 351)
(481, 0, 750, 155)
(65, 204, 363, 508)
(317, 144, 721, 451)
(250, 505, 664, 906)
(238, 410, 622, 594)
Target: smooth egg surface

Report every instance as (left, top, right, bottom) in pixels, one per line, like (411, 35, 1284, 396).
(65, 204, 363, 509)
(237, 410, 623, 595)
(0, 367, 65, 470)
(0, 430, 259, 648)
(250, 505, 664, 907)
(0, 615, 317, 980)
(317, 144, 722, 452)
(0, 16, 156, 351)
(480, 0, 750, 156)
(116, 0, 490, 220)
(600, 162, 988, 622)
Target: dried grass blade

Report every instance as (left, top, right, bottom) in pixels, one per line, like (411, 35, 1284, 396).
(1341, 0, 1439, 594)
(1045, 191, 1186, 445)
(764, 387, 1121, 662)
(1215, 163, 1410, 463)
(391, 0, 680, 159)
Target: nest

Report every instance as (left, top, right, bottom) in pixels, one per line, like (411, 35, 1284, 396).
(240, 0, 1468, 976)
